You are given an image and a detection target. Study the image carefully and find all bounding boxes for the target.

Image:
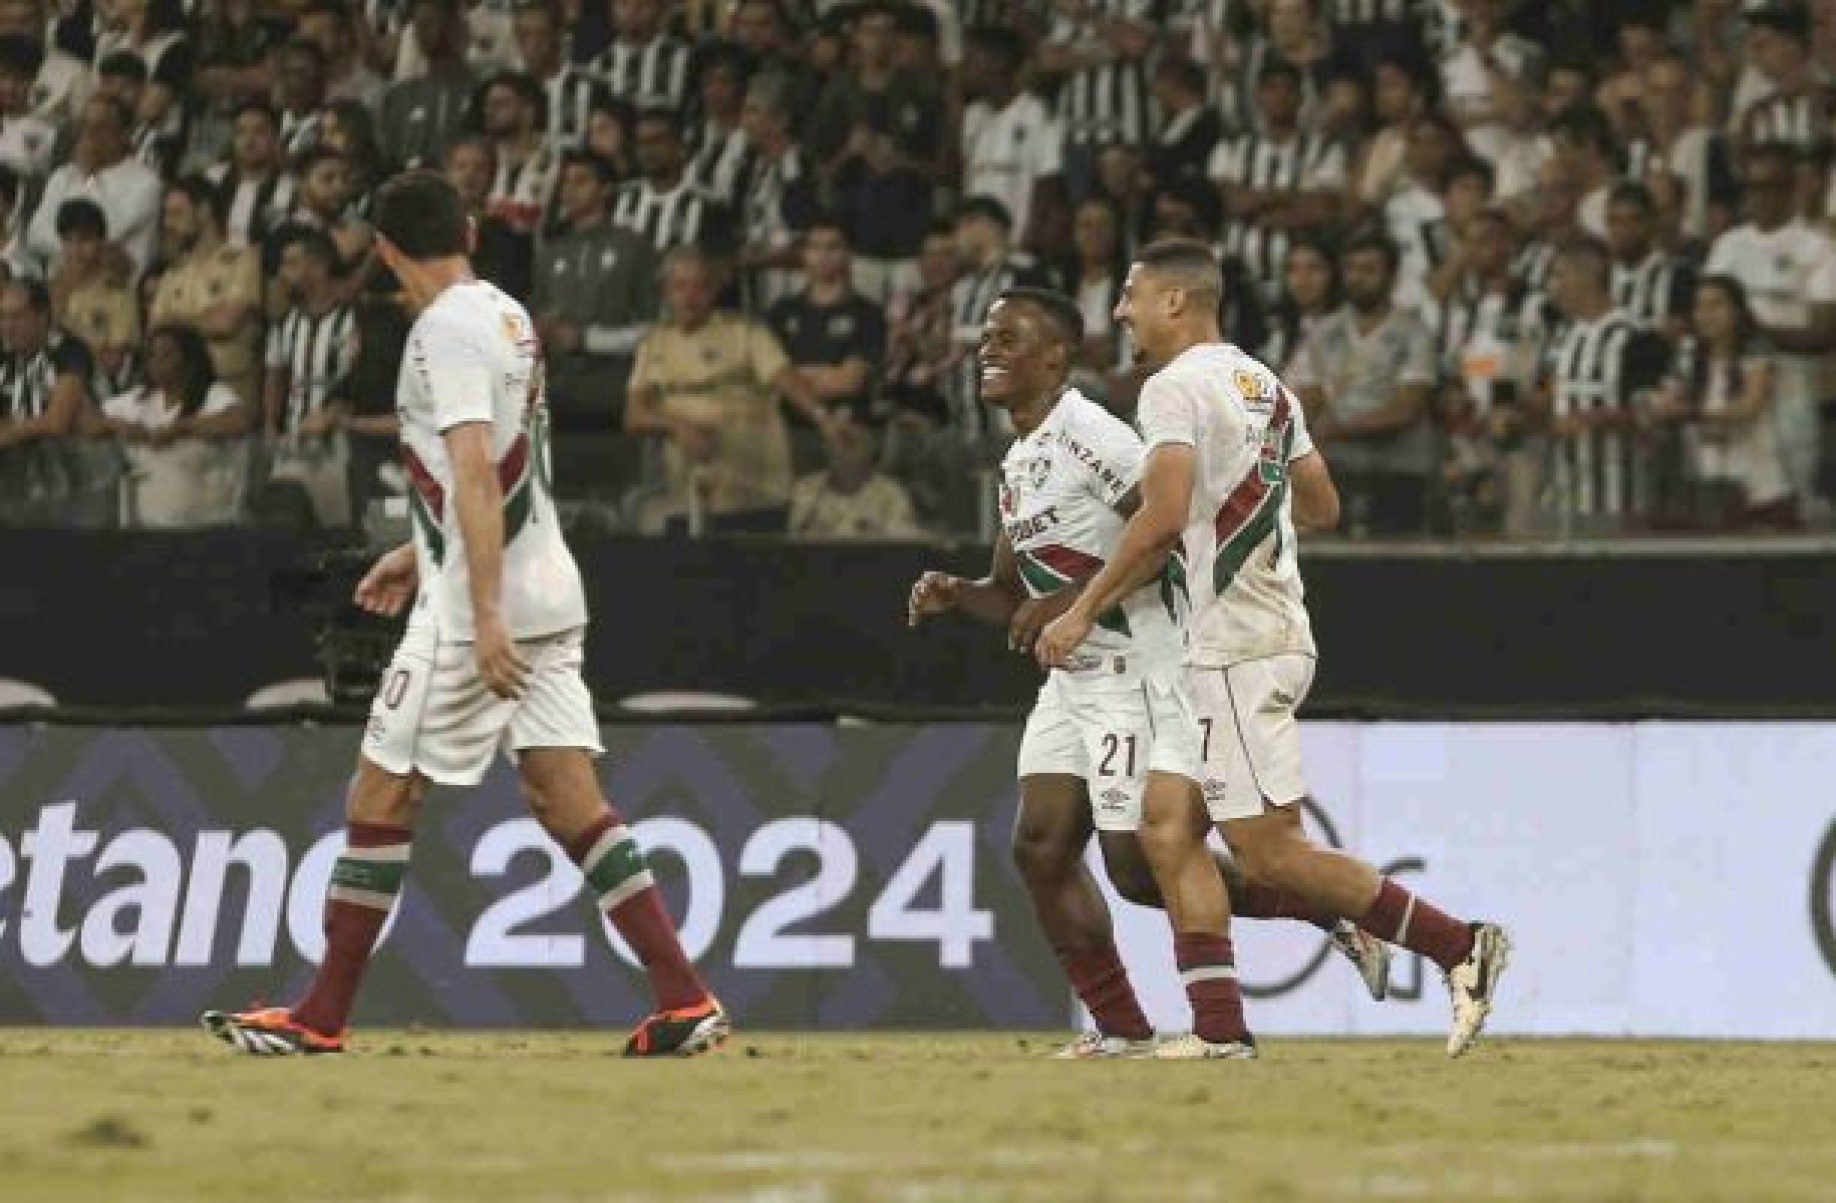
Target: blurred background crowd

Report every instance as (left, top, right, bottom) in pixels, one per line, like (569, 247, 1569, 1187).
(0, 0, 1832, 541)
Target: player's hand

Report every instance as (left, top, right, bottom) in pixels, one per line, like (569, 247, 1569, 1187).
(1008, 587, 1081, 654)
(474, 614, 530, 700)
(907, 571, 962, 627)
(354, 545, 419, 617)
(1035, 606, 1095, 670)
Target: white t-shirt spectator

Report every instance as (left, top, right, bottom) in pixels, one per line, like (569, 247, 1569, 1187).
(962, 94, 1064, 246)
(104, 382, 246, 528)
(26, 158, 163, 273)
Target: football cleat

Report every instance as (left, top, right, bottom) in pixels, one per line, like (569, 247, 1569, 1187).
(624, 996, 731, 1057)
(1052, 1031, 1158, 1059)
(1330, 920, 1393, 1002)
(202, 1006, 345, 1056)
(1445, 922, 1512, 1058)
(1151, 1033, 1259, 1060)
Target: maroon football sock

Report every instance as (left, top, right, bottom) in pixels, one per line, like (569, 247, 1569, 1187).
(1174, 933, 1250, 1044)
(1059, 944, 1153, 1040)
(1358, 878, 1475, 972)
(293, 821, 411, 1036)
(569, 812, 708, 1012)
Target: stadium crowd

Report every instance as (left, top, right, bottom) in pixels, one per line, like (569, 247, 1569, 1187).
(0, 0, 1831, 539)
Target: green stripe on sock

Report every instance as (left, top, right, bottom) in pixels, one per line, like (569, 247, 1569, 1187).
(331, 855, 407, 899)
(583, 837, 650, 904)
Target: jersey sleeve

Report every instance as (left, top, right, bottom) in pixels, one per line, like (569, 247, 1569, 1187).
(1135, 367, 1203, 450)
(1083, 408, 1146, 508)
(412, 309, 495, 432)
(1285, 387, 1315, 461)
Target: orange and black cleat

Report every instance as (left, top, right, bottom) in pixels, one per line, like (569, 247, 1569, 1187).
(623, 997, 731, 1057)
(202, 1006, 346, 1056)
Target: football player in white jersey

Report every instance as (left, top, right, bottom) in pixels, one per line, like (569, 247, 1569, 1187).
(1038, 239, 1512, 1058)
(913, 287, 1349, 1060)
(204, 170, 729, 1059)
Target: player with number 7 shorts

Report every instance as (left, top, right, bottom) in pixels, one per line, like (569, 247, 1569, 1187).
(202, 170, 728, 1058)
(1036, 238, 1510, 1058)
(909, 287, 1391, 1060)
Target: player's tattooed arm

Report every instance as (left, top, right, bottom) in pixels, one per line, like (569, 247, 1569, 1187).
(907, 533, 1025, 628)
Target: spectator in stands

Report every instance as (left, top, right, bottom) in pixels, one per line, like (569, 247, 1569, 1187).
(1036, 0, 1157, 198)
(205, 101, 297, 250)
(26, 94, 161, 272)
(0, 278, 88, 523)
(591, 0, 693, 116)
(787, 416, 920, 540)
(1607, 182, 1694, 336)
(882, 219, 960, 434)
(1705, 141, 1836, 510)
(1061, 194, 1129, 391)
(283, 146, 372, 278)
(1382, 112, 1457, 313)
(624, 243, 833, 534)
(0, 34, 56, 180)
(48, 199, 131, 335)
(808, 2, 946, 306)
(1211, 58, 1347, 307)
(1533, 237, 1670, 534)
(961, 24, 1067, 257)
(1144, 55, 1221, 200)
(767, 215, 887, 428)
(510, 1, 605, 154)
(1350, 50, 1433, 220)
(261, 225, 356, 529)
(1, 0, 86, 126)
(273, 37, 329, 160)
(687, 42, 750, 209)
(326, 292, 408, 520)
(1440, 0, 1544, 166)
(150, 175, 262, 406)
(297, 0, 386, 110)
(1655, 274, 1797, 529)
(734, 70, 819, 311)
(479, 69, 559, 236)
(1735, 2, 1827, 154)
(613, 106, 729, 255)
(1514, 152, 1588, 297)
(321, 99, 391, 206)
(377, 0, 475, 171)
(95, 51, 173, 177)
(99, 323, 250, 528)
(439, 136, 530, 300)
(1632, 53, 1736, 253)
(96, 0, 192, 164)
(1261, 234, 1337, 376)
(582, 96, 636, 183)
(1291, 232, 1437, 535)
(944, 195, 1043, 438)
(534, 149, 658, 427)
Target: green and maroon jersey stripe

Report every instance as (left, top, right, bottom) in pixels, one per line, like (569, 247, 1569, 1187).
(1016, 545, 1130, 636)
(1211, 419, 1296, 597)
(400, 434, 535, 564)
(1209, 388, 1292, 549)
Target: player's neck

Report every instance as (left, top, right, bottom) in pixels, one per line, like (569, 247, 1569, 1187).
(398, 257, 477, 313)
(1008, 385, 1064, 436)
(1162, 324, 1223, 363)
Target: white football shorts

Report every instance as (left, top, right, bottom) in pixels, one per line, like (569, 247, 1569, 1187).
(362, 620, 603, 787)
(1016, 666, 1202, 832)
(1187, 653, 1316, 822)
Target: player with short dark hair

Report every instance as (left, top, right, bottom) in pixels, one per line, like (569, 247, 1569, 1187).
(1037, 238, 1512, 1058)
(204, 169, 729, 1059)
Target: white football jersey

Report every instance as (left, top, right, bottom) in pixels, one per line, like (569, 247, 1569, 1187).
(397, 279, 587, 642)
(1135, 343, 1315, 669)
(1000, 388, 1185, 681)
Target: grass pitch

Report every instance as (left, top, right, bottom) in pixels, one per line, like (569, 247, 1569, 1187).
(1, 1032, 1832, 1202)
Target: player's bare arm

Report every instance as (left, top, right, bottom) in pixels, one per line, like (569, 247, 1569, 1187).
(908, 532, 1025, 628)
(1290, 450, 1341, 532)
(354, 542, 418, 618)
(1034, 443, 1193, 669)
(446, 420, 529, 699)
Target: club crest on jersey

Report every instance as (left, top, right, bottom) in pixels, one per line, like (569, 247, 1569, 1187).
(1233, 368, 1271, 402)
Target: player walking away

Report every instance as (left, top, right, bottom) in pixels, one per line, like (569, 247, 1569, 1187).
(910, 287, 1386, 1061)
(203, 170, 728, 1059)
(1036, 239, 1511, 1058)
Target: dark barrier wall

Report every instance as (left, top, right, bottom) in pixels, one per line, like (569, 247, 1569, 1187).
(2, 530, 1834, 713)
(0, 723, 1064, 1028)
